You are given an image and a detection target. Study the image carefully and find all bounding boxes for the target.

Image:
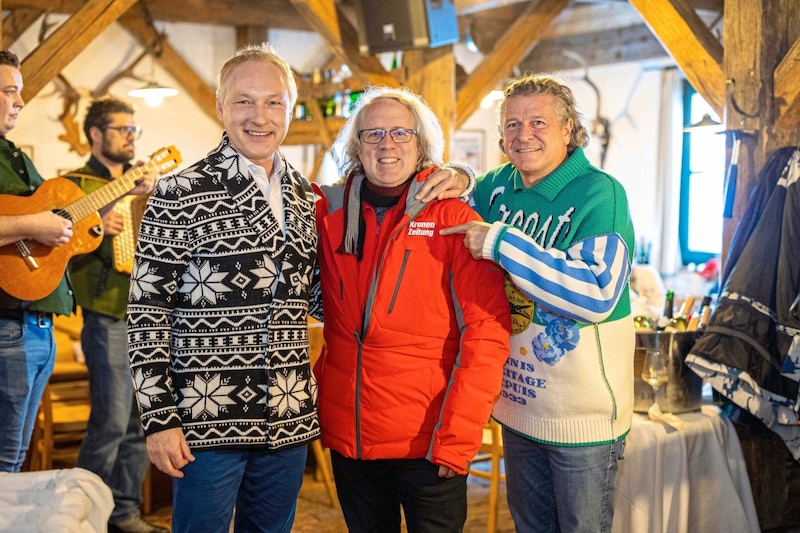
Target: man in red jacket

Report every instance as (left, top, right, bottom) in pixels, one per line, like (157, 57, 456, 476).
(312, 86, 511, 533)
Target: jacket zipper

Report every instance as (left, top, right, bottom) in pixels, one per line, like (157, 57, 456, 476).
(354, 329, 363, 458)
(354, 210, 419, 458)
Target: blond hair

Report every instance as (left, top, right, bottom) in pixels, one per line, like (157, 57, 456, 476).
(216, 43, 297, 108)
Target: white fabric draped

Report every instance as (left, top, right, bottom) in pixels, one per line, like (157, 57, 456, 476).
(0, 468, 113, 532)
(613, 405, 759, 533)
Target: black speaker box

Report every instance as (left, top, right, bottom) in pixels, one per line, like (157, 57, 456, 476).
(353, 0, 459, 55)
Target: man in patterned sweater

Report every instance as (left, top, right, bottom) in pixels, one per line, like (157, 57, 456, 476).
(126, 44, 318, 533)
(442, 74, 635, 533)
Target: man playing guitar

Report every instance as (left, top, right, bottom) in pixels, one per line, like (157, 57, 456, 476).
(0, 50, 75, 473)
(64, 96, 164, 533)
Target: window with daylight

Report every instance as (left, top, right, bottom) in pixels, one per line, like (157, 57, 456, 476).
(679, 81, 725, 265)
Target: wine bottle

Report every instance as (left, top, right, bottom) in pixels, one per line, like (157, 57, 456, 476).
(697, 305, 712, 330)
(656, 290, 674, 330)
(687, 295, 711, 331)
(633, 315, 654, 331)
(666, 295, 694, 332)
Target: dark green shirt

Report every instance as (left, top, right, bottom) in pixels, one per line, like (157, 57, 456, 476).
(0, 137, 75, 315)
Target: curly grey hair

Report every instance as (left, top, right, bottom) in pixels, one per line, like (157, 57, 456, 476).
(333, 86, 444, 177)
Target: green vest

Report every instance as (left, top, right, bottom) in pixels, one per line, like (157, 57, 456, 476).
(66, 162, 133, 320)
(0, 138, 75, 315)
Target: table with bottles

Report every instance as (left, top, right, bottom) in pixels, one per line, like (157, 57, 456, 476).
(611, 405, 759, 533)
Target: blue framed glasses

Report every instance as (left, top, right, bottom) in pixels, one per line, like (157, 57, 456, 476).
(358, 128, 417, 144)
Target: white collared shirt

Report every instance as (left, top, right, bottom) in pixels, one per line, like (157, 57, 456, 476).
(242, 153, 285, 234)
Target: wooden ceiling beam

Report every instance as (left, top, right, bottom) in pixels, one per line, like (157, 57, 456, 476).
(455, 0, 532, 17)
(20, 0, 139, 102)
(520, 23, 668, 73)
(3, 0, 310, 31)
(455, 0, 569, 128)
(2, 8, 42, 49)
(292, 70, 336, 147)
(288, 0, 339, 48)
(236, 26, 270, 49)
(773, 35, 800, 133)
(629, 0, 725, 118)
(455, 0, 723, 17)
(118, 5, 219, 124)
(403, 47, 456, 159)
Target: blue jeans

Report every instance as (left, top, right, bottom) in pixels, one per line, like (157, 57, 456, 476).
(171, 446, 308, 533)
(330, 451, 468, 533)
(503, 428, 625, 533)
(0, 313, 55, 472)
(77, 311, 148, 522)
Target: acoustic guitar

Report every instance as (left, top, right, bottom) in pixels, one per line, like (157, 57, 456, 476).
(0, 145, 182, 301)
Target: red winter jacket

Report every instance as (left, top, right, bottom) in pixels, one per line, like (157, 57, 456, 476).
(313, 169, 511, 474)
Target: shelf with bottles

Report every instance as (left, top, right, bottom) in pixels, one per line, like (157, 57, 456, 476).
(287, 66, 364, 146)
(295, 68, 365, 120)
(285, 116, 347, 145)
(293, 87, 364, 122)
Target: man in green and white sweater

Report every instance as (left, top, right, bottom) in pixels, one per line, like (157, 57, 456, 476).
(443, 74, 635, 533)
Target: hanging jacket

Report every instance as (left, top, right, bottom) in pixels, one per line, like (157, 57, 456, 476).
(312, 169, 512, 475)
(686, 147, 800, 460)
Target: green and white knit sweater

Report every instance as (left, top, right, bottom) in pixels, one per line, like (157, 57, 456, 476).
(473, 147, 635, 446)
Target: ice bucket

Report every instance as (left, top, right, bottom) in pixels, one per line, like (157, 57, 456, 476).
(633, 331, 703, 413)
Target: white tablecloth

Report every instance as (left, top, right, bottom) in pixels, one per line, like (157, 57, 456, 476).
(0, 468, 113, 532)
(612, 405, 759, 533)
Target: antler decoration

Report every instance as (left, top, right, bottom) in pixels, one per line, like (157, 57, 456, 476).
(37, 12, 162, 155)
(54, 74, 89, 155)
(93, 39, 162, 98)
(562, 50, 612, 169)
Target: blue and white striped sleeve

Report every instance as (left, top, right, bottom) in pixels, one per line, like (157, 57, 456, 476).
(483, 222, 631, 323)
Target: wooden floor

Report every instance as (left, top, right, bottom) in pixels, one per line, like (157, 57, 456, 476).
(144, 462, 515, 532)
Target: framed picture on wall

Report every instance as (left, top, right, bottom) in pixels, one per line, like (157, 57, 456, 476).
(453, 130, 485, 175)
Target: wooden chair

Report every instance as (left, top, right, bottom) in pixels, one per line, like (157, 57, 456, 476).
(308, 319, 339, 508)
(26, 310, 91, 471)
(469, 418, 506, 533)
(27, 309, 89, 470)
(25, 308, 157, 514)
(28, 380, 91, 470)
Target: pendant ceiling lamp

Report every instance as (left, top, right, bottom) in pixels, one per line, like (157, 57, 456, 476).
(128, 38, 177, 108)
(683, 113, 722, 132)
(129, 79, 178, 107)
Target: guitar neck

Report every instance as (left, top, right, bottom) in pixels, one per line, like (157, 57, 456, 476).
(63, 161, 155, 222)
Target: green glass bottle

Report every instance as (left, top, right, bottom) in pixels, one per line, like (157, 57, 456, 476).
(656, 290, 674, 330)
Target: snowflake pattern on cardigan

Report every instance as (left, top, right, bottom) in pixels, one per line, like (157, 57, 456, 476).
(127, 133, 319, 450)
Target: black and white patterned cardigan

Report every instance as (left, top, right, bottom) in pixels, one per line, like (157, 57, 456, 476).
(127, 133, 320, 450)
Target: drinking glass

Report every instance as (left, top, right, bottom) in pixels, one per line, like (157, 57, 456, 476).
(642, 348, 669, 408)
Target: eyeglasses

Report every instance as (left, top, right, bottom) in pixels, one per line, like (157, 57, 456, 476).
(358, 128, 417, 144)
(104, 125, 142, 139)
